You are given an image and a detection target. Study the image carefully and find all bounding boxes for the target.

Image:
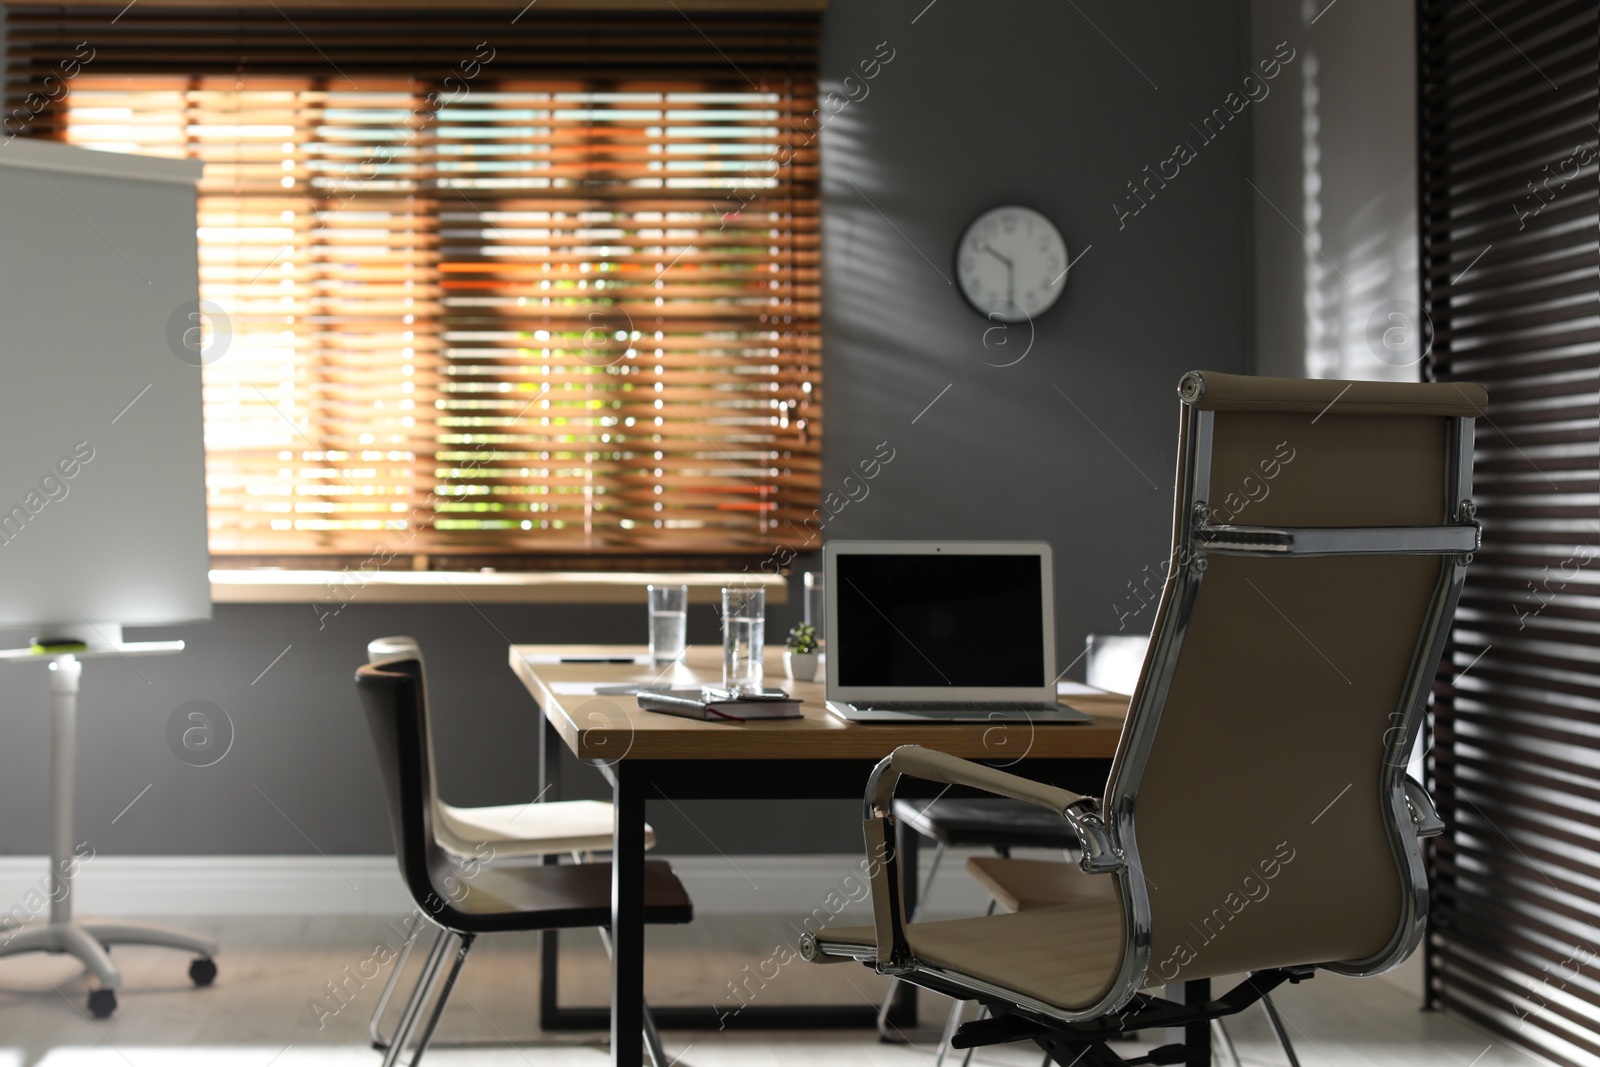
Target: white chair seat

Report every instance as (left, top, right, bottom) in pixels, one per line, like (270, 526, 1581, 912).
(364, 638, 656, 863)
(436, 798, 655, 859)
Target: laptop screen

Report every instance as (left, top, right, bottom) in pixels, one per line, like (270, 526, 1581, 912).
(834, 552, 1045, 687)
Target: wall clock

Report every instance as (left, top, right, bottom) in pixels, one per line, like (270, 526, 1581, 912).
(955, 206, 1069, 324)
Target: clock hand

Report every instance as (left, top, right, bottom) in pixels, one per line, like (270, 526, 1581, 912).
(976, 242, 1017, 313)
(976, 241, 1012, 269)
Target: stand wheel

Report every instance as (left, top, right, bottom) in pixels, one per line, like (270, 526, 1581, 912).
(189, 957, 218, 987)
(88, 988, 117, 1018)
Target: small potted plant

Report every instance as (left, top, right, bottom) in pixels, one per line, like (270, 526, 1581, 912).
(785, 621, 819, 682)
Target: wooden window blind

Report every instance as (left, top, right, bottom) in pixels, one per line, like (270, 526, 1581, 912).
(1420, 0, 1600, 1063)
(5, 6, 821, 564)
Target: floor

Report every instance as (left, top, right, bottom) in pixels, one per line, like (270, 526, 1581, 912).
(0, 915, 1549, 1067)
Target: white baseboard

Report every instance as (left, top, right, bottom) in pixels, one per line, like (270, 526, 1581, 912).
(0, 851, 1004, 919)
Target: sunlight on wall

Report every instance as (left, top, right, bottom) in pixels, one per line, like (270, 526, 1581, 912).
(1297, 7, 1421, 383)
(1300, 47, 1330, 375)
(1255, 0, 1423, 382)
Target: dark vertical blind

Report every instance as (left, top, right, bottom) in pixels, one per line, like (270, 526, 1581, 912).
(1420, 0, 1600, 1063)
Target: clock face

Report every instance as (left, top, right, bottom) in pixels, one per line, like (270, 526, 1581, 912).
(955, 206, 1069, 324)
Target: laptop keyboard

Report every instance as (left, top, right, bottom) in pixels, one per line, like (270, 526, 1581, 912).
(856, 701, 1065, 713)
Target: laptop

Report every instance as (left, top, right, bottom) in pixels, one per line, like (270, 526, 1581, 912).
(823, 541, 1091, 724)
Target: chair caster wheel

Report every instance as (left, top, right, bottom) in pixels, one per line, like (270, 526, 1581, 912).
(189, 957, 218, 987)
(88, 988, 117, 1018)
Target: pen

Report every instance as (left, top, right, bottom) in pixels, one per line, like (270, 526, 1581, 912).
(560, 657, 638, 664)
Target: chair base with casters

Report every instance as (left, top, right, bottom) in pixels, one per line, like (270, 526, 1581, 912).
(880, 798, 1081, 1049)
(356, 660, 694, 1067)
(952, 969, 1313, 1067)
(810, 908, 1315, 1067)
(0, 918, 218, 1019)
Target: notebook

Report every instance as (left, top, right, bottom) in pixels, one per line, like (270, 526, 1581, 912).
(636, 688, 803, 722)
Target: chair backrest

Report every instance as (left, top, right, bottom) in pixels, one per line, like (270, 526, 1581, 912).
(368, 635, 425, 674)
(353, 659, 465, 927)
(1102, 371, 1482, 995)
(367, 636, 442, 813)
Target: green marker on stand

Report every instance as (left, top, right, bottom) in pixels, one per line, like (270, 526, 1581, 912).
(30, 637, 89, 655)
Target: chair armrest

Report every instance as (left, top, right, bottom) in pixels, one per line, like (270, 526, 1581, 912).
(866, 746, 1121, 870)
(1403, 776, 1445, 838)
(868, 745, 1083, 816)
(859, 745, 1123, 973)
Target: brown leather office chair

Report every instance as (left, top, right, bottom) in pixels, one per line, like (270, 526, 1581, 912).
(799, 371, 1478, 1066)
(964, 855, 1298, 1067)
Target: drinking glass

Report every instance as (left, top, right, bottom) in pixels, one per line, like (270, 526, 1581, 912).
(647, 584, 688, 668)
(721, 587, 765, 691)
(803, 571, 826, 646)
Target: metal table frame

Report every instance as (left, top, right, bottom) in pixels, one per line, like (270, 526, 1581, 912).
(534, 715, 1138, 1054)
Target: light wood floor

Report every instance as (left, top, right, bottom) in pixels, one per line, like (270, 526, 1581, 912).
(0, 915, 1548, 1067)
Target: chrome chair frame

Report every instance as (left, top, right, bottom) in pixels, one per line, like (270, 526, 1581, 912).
(367, 853, 669, 1066)
(803, 371, 1469, 1037)
(876, 796, 1083, 1055)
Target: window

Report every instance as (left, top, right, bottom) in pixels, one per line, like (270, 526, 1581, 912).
(8, 7, 821, 563)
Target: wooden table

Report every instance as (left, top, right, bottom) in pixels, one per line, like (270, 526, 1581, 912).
(509, 643, 1128, 1066)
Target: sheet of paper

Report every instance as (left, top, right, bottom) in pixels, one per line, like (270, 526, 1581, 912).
(550, 684, 649, 700)
(522, 652, 649, 666)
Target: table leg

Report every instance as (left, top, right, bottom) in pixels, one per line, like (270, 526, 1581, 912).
(540, 716, 563, 1028)
(611, 760, 647, 1067)
(1182, 978, 1211, 1067)
(882, 816, 920, 1030)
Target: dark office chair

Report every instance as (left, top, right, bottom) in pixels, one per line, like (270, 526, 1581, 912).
(362, 637, 662, 1053)
(801, 371, 1479, 1066)
(354, 660, 694, 1066)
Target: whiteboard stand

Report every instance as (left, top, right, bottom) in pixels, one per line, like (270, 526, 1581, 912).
(0, 133, 215, 1019)
(0, 643, 218, 1018)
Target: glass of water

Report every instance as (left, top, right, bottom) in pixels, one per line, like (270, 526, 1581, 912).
(721, 586, 765, 691)
(803, 571, 825, 646)
(648, 584, 688, 668)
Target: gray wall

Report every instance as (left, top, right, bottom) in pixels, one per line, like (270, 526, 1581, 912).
(0, 0, 1254, 858)
(0, 601, 820, 858)
(818, 0, 1249, 643)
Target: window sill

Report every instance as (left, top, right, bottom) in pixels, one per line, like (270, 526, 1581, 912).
(209, 569, 788, 605)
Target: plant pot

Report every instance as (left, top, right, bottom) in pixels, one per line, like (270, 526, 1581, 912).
(784, 650, 818, 682)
